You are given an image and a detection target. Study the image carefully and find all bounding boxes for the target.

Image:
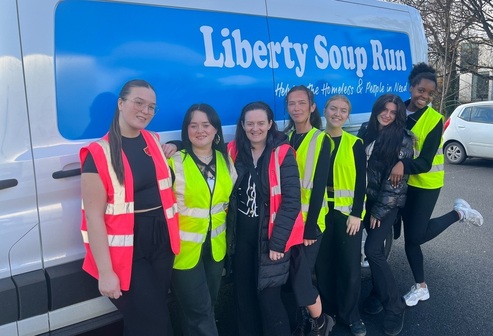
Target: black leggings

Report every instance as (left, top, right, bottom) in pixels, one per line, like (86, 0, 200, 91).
(402, 186, 460, 283)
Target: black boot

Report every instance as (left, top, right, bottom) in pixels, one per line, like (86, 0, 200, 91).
(292, 307, 310, 336)
(310, 313, 335, 336)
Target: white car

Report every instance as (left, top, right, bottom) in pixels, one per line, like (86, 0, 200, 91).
(443, 101, 493, 164)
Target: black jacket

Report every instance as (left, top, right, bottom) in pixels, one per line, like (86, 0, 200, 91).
(358, 122, 414, 220)
(226, 131, 301, 291)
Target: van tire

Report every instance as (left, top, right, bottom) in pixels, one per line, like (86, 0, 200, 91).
(444, 141, 466, 164)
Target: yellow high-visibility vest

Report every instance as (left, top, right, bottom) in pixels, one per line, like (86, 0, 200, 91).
(169, 151, 236, 270)
(408, 106, 444, 189)
(330, 131, 366, 218)
(289, 128, 329, 232)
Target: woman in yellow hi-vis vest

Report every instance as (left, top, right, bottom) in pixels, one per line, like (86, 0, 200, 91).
(316, 95, 367, 336)
(81, 80, 180, 335)
(388, 63, 483, 309)
(168, 104, 237, 336)
(283, 85, 335, 335)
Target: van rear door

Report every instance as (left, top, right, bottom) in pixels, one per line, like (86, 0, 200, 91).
(0, 1, 47, 335)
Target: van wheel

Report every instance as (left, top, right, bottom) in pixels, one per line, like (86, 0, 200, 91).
(444, 141, 466, 164)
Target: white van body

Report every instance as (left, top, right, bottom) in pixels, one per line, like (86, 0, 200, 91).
(0, 0, 427, 334)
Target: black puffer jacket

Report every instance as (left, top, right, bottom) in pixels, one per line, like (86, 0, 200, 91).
(359, 123, 414, 220)
(226, 131, 301, 291)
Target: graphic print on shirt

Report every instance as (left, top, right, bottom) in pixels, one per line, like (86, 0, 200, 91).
(238, 174, 258, 218)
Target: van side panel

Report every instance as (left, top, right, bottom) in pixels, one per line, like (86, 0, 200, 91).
(54, 0, 420, 142)
(0, 0, 47, 334)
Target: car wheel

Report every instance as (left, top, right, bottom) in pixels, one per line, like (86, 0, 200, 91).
(444, 141, 466, 164)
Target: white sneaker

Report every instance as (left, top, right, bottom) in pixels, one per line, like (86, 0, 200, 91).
(454, 198, 471, 211)
(457, 205, 484, 227)
(403, 283, 430, 306)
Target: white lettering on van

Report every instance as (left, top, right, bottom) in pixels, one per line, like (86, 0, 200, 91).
(370, 40, 407, 72)
(200, 25, 308, 77)
(313, 35, 367, 77)
(201, 26, 223, 67)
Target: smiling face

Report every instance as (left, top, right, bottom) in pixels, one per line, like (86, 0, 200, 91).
(118, 86, 156, 137)
(324, 98, 350, 130)
(408, 78, 436, 112)
(287, 89, 315, 129)
(187, 110, 217, 152)
(377, 102, 397, 129)
(242, 108, 272, 148)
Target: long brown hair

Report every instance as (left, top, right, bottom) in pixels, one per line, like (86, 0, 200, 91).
(109, 79, 155, 185)
(283, 85, 322, 132)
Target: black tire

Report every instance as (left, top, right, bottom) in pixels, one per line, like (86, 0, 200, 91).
(444, 141, 467, 164)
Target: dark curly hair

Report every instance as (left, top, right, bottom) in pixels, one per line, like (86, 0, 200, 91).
(408, 62, 437, 88)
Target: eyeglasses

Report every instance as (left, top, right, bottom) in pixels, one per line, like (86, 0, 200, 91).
(123, 98, 158, 115)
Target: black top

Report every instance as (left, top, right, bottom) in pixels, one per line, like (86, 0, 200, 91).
(327, 135, 366, 219)
(401, 101, 443, 175)
(82, 133, 161, 210)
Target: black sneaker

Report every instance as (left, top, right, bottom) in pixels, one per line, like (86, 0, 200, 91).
(310, 314, 335, 336)
(363, 295, 383, 315)
(292, 307, 310, 336)
(383, 310, 405, 336)
(349, 320, 366, 336)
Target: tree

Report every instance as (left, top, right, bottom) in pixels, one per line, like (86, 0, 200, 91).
(389, 0, 476, 116)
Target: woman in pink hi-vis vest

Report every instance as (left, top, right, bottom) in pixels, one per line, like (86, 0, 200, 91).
(80, 79, 180, 336)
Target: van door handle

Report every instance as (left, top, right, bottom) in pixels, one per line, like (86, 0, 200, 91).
(0, 179, 18, 190)
(52, 168, 81, 179)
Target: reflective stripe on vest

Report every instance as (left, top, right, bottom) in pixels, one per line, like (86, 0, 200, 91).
(97, 140, 135, 215)
(268, 145, 304, 251)
(408, 107, 445, 189)
(81, 230, 133, 247)
(145, 132, 181, 234)
(331, 131, 366, 218)
(170, 151, 235, 269)
(227, 141, 303, 251)
(80, 130, 181, 291)
(289, 128, 328, 232)
(414, 147, 444, 174)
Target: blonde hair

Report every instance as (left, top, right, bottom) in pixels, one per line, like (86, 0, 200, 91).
(324, 94, 352, 114)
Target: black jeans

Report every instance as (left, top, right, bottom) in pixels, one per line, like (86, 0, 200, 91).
(111, 210, 174, 336)
(363, 203, 405, 315)
(402, 186, 460, 283)
(233, 223, 291, 336)
(171, 236, 224, 336)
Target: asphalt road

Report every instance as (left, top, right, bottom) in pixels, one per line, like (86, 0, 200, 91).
(90, 159, 493, 336)
(214, 158, 493, 336)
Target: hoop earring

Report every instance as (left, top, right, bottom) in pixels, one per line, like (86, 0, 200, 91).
(214, 134, 221, 145)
